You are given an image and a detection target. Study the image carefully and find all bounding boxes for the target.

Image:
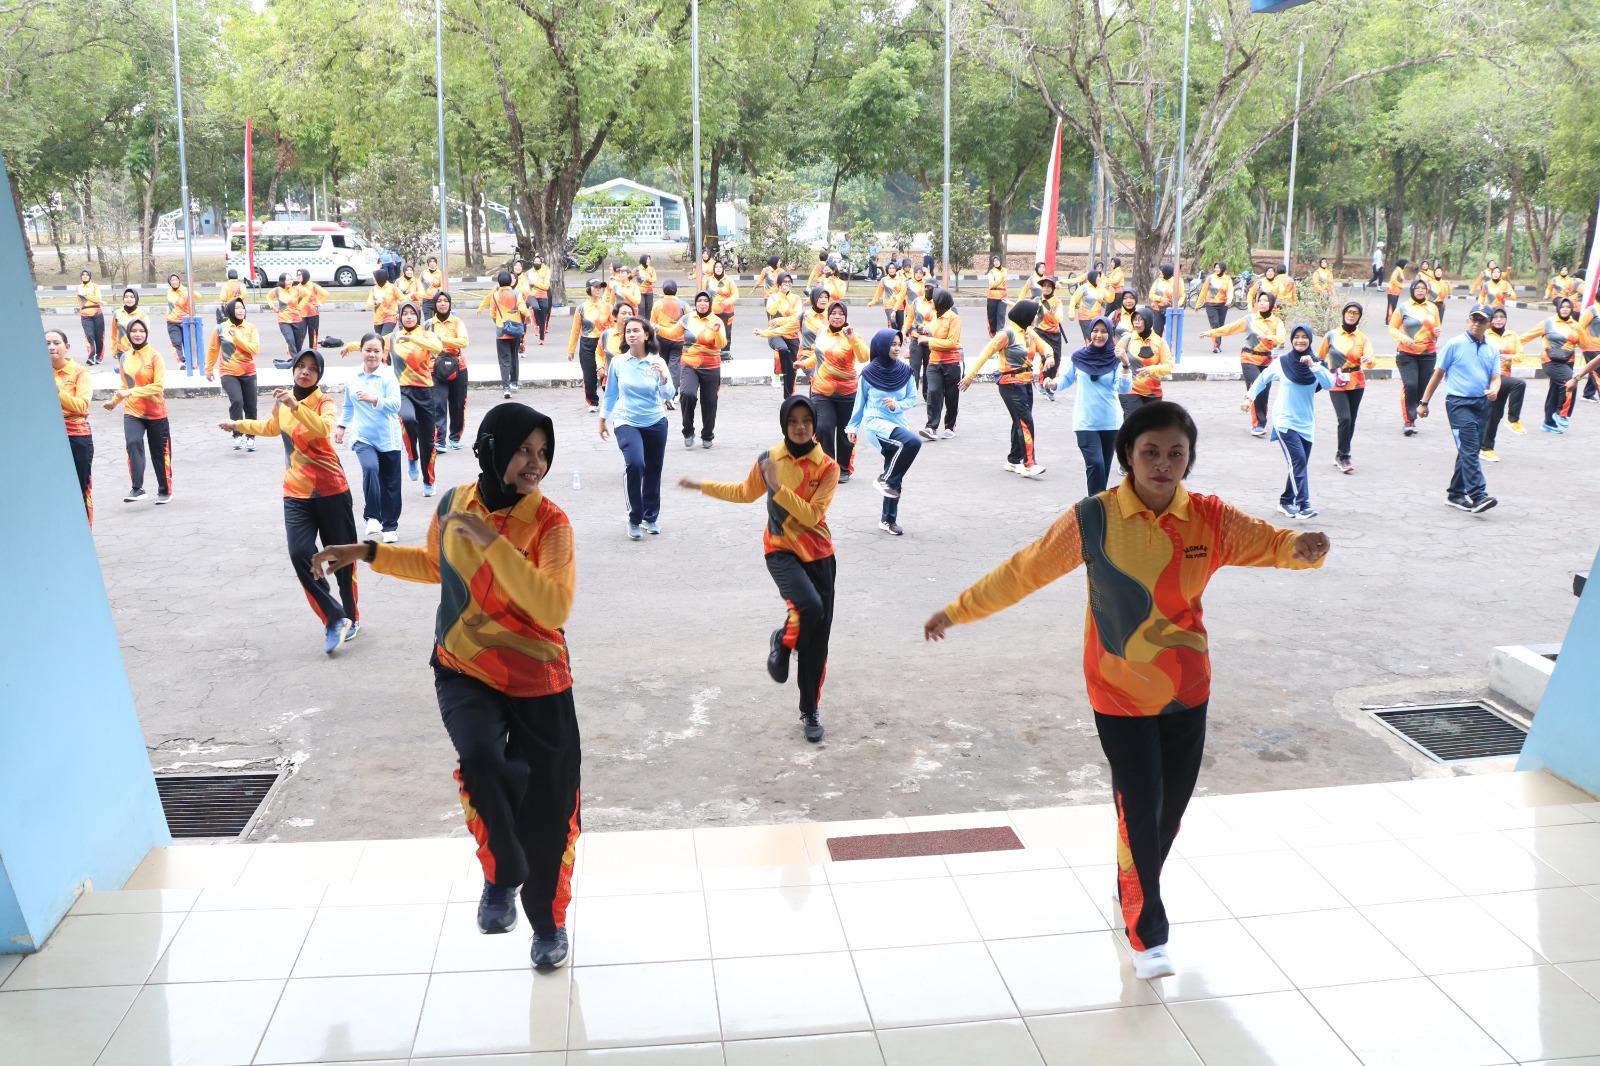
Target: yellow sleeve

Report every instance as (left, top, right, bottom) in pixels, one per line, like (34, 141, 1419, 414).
(232, 403, 283, 439)
(700, 462, 767, 504)
(289, 394, 334, 439)
(409, 329, 445, 354)
(1145, 338, 1174, 379)
(869, 280, 885, 306)
(205, 331, 222, 375)
(59, 371, 91, 416)
(1516, 325, 1545, 345)
(1389, 311, 1413, 345)
(480, 521, 575, 629)
(945, 509, 1084, 625)
(370, 509, 442, 584)
(234, 324, 259, 358)
(127, 356, 166, 400)
(928, 314, 962, 352)
(773, 463, 838, 530)
(567, 311, 583, 356)
(476, 292, 493, 313)
(1215, 502, 1322, 569)
(850, 334, 870, 363)
(1066, 288, 1082, 317)
(1204, 317, 1247, 339)
(962, 333, 1006, 384)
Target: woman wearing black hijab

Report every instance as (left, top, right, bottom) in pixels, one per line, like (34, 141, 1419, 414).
(961, 300, 1051, 477)
(314, 402, 581, 970)
(680, 395, 839, 743)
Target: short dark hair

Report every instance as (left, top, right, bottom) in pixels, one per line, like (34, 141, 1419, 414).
(621, 315, 657, 354)
(1115, 400, 1198, 478)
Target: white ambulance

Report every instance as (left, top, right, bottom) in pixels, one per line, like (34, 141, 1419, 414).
(225, 220, 383, 288)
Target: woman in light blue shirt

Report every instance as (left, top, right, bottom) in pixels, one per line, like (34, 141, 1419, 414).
(600, 315, 676, 540)
(1048, 315, 1125, 496)
(1243, 324, 1336, 519)
(335, 333, 404, 542)
(847, 329, 921, 536)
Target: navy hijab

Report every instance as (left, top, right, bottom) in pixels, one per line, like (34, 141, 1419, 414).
(861, 328, 910, 391)
(1070, 316, 1119, 377)
(1281, 325, 1321, 386)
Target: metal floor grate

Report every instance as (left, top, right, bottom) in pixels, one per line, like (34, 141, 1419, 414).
(1369, 703, 1527, 762)
(155, 773, 280, 838)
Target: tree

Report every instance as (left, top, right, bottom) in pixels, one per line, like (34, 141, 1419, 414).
(344, 155, 439, 268)
(742, 174, 812, 272)
(918, 183, 986, 279)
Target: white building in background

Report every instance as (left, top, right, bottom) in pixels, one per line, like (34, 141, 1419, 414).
(572, 178, 689, 242)
(715, 201, 830, 245)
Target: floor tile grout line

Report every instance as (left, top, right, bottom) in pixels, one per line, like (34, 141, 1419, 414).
(84, 905, 197, 1066)
(694, 876, 727, 1054)
(938, 858, 1052, 1061)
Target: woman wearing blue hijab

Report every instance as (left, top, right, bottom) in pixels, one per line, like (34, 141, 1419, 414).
(847, 329, 921, 535)
(1048, 315, 1126, 495)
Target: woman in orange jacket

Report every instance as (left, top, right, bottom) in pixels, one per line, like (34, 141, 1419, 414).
(637, 253, 658, 321)
(205, 297, 262, 452)
(1147, 264, 1182, 337)
(1389, 278, 1442, 434)
(295, 268, 331, 348)
(1320, 301, 1375, 473)
(48, 328, 95, 521)
(76, 270, 107, 365)
(567, 278, 614, 411)
(756, 273, 805, 398)
(711, 261, 739, 360)
(274, 271, 306, 362)
(164, 273, 193, 370)
(985, 255, 1009, 336)
(1198, 263, 1233, 352)
(527, 255, 553, 343)
(431, 290, 471, 450)
(103, 318, 173, 503)
(803, 301, 870, 475)
(650, 279, 687, 397)
(1200, 289, 1285, 436)
(479, 271, 530, 397)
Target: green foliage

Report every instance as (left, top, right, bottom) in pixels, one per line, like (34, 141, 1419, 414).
(742, 174, 813, 272)
(919, 184, 987, 274)
(571, 191, 653, 272)
(345, 155, 440, 268)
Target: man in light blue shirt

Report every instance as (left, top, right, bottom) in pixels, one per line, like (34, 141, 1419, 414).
(1419, 304, 1501, 514)
(335, 338, 404, 540)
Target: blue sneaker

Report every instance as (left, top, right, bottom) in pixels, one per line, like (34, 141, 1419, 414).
(408, 458, 421, 481)
(422, 483, 436, 498)
(477, 881, 518, 934)
(1555, 414, 1570, 427)
(1543, 423, 1564, 434)
(531, 927, 570, 969)
(323, 619, 352, 655)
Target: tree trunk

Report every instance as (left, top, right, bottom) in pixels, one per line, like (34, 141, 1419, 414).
(140, 123, 162, 284)
(1383, 154, 1406, 272)
(826, 163, 844, 247)
(7, 169, 34, 274)
(704, 142, 724, 255)
(1502, 203, 1515, 273)
(986, 181, 1006, 258)
(48, 210, 67, 274)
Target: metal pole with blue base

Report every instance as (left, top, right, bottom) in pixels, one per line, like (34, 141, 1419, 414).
(0, 148, 170, 954)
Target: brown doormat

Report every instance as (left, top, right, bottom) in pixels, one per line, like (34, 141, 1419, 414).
(826, 826, 1023, 862)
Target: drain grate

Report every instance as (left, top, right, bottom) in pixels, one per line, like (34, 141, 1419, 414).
(1368, 703, 1527, 762)
(155, 773, 280, 838)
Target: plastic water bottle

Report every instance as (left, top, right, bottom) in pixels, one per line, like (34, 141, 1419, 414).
(571, 470, 581, 491)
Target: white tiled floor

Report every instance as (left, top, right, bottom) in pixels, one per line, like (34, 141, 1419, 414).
(4, 770, 1599, 1064)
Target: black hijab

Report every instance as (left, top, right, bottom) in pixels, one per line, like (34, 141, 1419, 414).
(779, 394, 819, 458)
(434, 292, 452, 321)
(226, 298, 247, 326)
(933, 288, 954, 316)
(122, 287, 140, 311)
(291, 349, 324, 401)
(1339, 301, 1363, 334)
(474, 402, 555, 512)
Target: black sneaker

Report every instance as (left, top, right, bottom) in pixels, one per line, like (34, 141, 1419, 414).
(123, 488, 148, 503)
(684, 436, 695, 449)
(801, 709, 824, 743)
(838, 472, 851, 484)
(1446, 493, 1474, 512)
(767, 627, 790, 684)
(1470, 495, 1499, 514)
(531, 927, 570, 969)
(477, 881, 518, 934)
(878, 519, 904, 536)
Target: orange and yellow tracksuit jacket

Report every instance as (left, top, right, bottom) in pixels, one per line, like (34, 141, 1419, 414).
(1102, 266, 1126, 293)
(112, 345, 167, 419)
(1149, 276, 1184, 313)
(397, 274, 424, 305)
(1389, 298, 1441, 355)
(1578, 304, 1600, 356)
(479, 286, 528, 334)
(567, 297, 613, 358)
(966, 323, 1048, 386)
(680, 312, 728, 370)
(422, 268, 445, 301)
(612, 278, 642, 312)
(822, 274, 848, 304)
(1198, 273, 1232, 306)
(908, 295, 936, 344)
(527, 264, 552, 300)
(713, 276, 739, 317)
(638, 264, 657, 295)
(56, 358, 92, 436)
(1480, 278, 1513, 307)
(234, 390, 350, 499)
(797, 308, 826, 365)
(371, 483, 575, 698)
(205, 321, 261, 378)
(1208, 312, 1285, 366)
(1310, 267, 1333, 296)
(1272, 274, 1297, 307)
(1429, 274, 1449, 304)
(1245, 276, 1288, 308)
(111, 307, 150, 359)
(1021, 271, 1047, 301)
(1520, 316, 1579, 364)
(986, 267, 1009, 300)
(392, 324, 445, 388)
(928, 309, 963, 365)
(946, 477, 1322, 717)
(433, 314, 469, 368)
(1386, 267, 1408, 297)
(869, 273, 907, 312)
(1547, 274, 1579, 303)
(759, 291, 804, 341)
(218, 278, 246, 308)
(1036, 294, 1064, 337)
(1487, 328, 1523, 377)
(700, 441, 838, 562)
(650, 296, 686, 342)
(300, 281, 330, 318)
(274, 285, 303, 324)
(1319, 327, 1372, 391)
(1069, 281, 1112, 322)
(367, 281, 401, 326)
(1123, 331, 1173, 398)
(78, 282, 104, 318)
(165, 285, 192, 323)
(804, 328, 869, 396)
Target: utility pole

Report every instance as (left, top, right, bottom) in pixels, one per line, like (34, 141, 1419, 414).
(169, 0, 197, 376)
(690, 0, 703, 272)
(434, 0, 450, 282)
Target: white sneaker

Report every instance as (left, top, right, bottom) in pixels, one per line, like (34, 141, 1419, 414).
(938, 428, 955, 439)
(232, 439, 242, 451)
(1019, 464, 1047, 478)
(245, 438, 255, 452)
(1004, 461, 1024, 474)
(366, 518, 382, 538)
(1132, 945, 1175, 979)
(381, 531, 399, 544)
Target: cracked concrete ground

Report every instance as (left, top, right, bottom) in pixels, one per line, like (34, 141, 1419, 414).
(85, 373, 1592, 843)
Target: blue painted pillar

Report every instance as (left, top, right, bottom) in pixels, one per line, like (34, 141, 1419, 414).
(1518, 546, 1600, 796)
(0, 151, 169, 953)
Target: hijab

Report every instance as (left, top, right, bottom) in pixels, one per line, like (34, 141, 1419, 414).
(826, 300, 849, 332)
(397, 300, 423, 332)
(1007, 300, 1040, 331)
(226, 298, 247, 326)
(1070, 315, 1119, 377)
(1256, 291, 1279, 318)
(862, 328, 911, 392)
(1133, 306, 1156, 340)
(433, 292, 452, 321)
(1339, 301, 1363, 334)
(778, 394, 819, 458)
(474, 402, 555, 512)
(810, 287, 828, 314)
(122, 286, 140, 311)
(933, 288, 954, 316)
(694, 290, 715, 316)
(291, 349, 324, 401)
(1281, 325, 1319, 386)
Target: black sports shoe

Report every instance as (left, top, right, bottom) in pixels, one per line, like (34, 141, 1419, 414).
(801, 709, 824, 743)
(531, 927, 570, 969)
(477, 881, 518, 934)
(767, 627, 790, 684)
(1470, 495, 1498, 514)
(1446, 493, 1474, 512)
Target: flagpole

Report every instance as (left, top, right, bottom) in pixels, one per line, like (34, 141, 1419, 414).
(941, 0, 951, 287)
(434, 0, 449, 285)
(1169, 0, 1193, 363)
(169, 0, 197, 375)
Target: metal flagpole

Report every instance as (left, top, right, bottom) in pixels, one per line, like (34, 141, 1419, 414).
(1169, 0, 1193, 362)
(941, 0, 951, 287)
(434, 0, 450, 285)
(169, 0, 197, 376)
(1284, 37, 1306, 279)
(690, 0, 703, 277)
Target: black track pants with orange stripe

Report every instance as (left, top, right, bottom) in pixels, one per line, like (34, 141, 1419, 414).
(765, 551, 836, 718)
(436, 668, 581, 937)
(1094, 703, 1208, 952)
